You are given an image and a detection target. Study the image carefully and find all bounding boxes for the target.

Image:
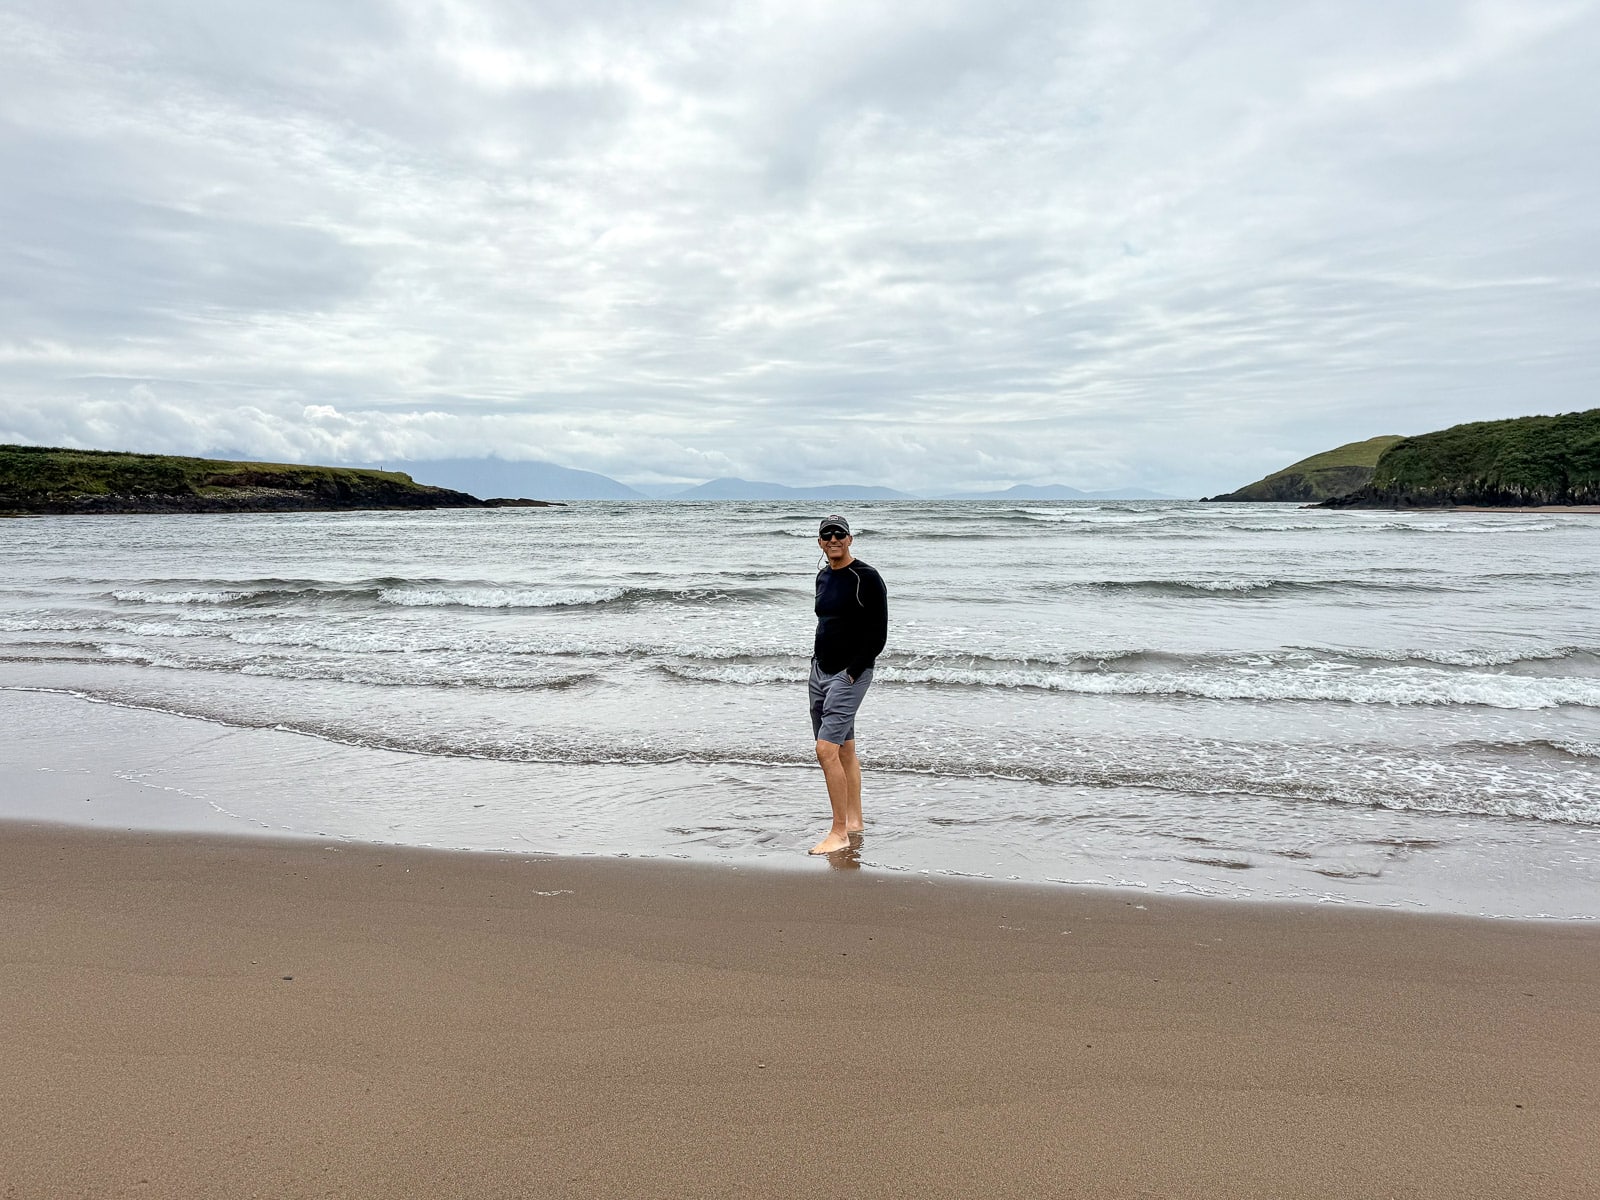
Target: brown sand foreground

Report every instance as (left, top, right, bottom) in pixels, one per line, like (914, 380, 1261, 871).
(3, 825, 1597, 1199)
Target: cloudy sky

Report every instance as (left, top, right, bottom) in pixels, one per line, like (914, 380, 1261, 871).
(1, 0, 1596, 494)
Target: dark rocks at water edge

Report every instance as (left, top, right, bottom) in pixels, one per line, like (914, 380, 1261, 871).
(1320, 407, 1600, 509)
(15, 482, 484, 515)
(0, 445, 559, 514)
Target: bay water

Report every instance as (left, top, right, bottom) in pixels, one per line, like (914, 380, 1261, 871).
(2, 500, 1597, 917)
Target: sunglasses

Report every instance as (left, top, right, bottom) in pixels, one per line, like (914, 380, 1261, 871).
(819, 529, 849, 542)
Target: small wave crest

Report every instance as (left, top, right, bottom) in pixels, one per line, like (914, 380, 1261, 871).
(1321, 645, 1599, 669)
(112, 588, 248, 604)
(1550, 739, 1600, 760)
(657, 652, 1600, 708)
(754, 527, 884, 539)
(103, 577, 796, 612)
(1069, 575, 1501, 598)
(1372, 520, 1565, 534)
(12, 640, 603, 692)
(235, 660, 598, 691)
(378, 585, 627, 608)
(1083, 578, 1354, 598)
(1454, 738, 1600, 762)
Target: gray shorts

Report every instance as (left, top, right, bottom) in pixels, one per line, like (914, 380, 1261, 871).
(809, 659, 873, 745)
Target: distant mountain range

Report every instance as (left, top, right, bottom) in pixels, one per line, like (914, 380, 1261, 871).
(357, 458, 1176, 502)
(668, 478, 916, 501)
(935, 484, 1176, 501)
(356, 458, 646, 500)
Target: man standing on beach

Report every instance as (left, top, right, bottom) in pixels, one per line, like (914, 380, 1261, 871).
(808, 514, 888, 855)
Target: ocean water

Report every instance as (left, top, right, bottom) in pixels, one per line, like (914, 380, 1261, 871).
(2, 500, 1598, 917)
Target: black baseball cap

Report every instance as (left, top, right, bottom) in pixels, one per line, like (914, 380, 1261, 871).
(818, 514, 850, 536)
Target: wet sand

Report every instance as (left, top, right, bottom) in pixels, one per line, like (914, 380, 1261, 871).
(3, 823, 1597, 1199)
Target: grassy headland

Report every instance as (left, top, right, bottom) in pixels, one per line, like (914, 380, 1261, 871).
(1324, 408, 1600, 508)
(1205, 435, 1403, 502)
(0, 445, 523, 514)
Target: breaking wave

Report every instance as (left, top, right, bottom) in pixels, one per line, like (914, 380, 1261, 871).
(657, 657, 1600, 708)
(1071, 578, 1444, 598)
(112, 588, 249, 605)
(106, 578, 796, 611)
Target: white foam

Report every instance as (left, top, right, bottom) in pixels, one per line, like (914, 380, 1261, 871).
(236, 660, 595, 690)
(157, 608, 257, 623)
(112, 588, 246, 604)
(663, 657, 1600, 707)
(1019, 509, 1163, 524)
(99, 643, 178, 665)
(661, 652, 1600, 707)
(1185, 579, 1279, 592)
(377, 586, 625, 608)
(661, 662, 804, 685)
(1325, 644, 1588, 667)
(0, 616, 95, 632)
(106, 620, 213, 639)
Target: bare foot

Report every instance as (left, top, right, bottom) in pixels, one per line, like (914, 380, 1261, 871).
(809, 830, 851, 855)
(846, 822, 864, 833)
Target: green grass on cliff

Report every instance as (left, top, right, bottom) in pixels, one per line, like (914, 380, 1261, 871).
(1373, 409, 1600, 496)
(1211, 434, 1402, 501)
(1263, 435, 1403, 481)
(0, 444, 424, 500)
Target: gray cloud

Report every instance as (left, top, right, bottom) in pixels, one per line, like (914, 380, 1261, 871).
(1, 0, 1597, 495)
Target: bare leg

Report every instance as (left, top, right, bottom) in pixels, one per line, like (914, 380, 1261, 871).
(839, 739, 863, 832)
(809, 739, 851, 854)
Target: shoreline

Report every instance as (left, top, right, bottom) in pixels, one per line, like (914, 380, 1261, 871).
(4, 822, 1598, 1196)
(6, 686, 1597, 919)
(1448, 505, 1600, 513)
(2, 811, 1593, 926)
(1297, 503, 1600, 512)
(0, 498, 559, 516)
(6, 684, 1593, 921)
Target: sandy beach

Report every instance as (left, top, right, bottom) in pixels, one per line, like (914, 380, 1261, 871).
(3, 823, 1596, 1198)
(1448, 506, 1600, 513)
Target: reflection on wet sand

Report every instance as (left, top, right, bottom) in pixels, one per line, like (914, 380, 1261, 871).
(824, 833, 864, 870)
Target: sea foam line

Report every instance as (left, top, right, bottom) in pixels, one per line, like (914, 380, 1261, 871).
(377, 585, 626, 608)
(658, 660, 1600, 708)
(5, 684, 1597, 827)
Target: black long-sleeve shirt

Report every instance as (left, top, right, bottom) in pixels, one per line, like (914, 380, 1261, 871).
(813, 559, 888, 680)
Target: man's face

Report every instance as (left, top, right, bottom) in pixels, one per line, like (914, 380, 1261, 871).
(818, 528, 852, 561)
